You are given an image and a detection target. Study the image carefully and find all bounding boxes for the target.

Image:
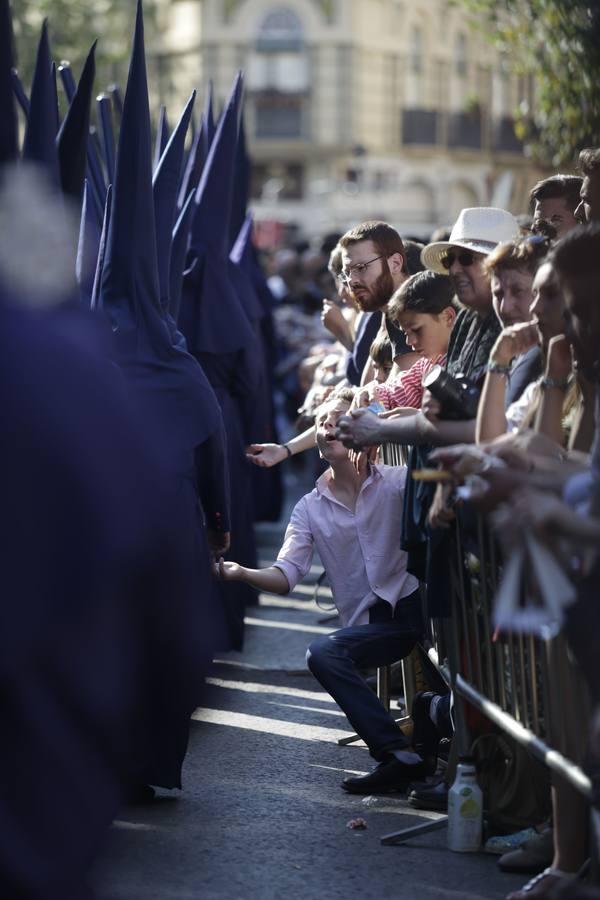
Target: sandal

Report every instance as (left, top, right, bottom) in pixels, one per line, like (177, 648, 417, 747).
(484, 827, 538, 855)
(506, 867, 577, 899)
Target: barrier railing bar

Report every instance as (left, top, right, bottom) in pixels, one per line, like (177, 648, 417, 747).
(454, 531, 475, 686)
(517, 634, 529, 729)
(508, 633, 520, 723)
(541, 643, 552, 742)
(529, 636, 541, 736)
(470, 580, 484, 693)
(477, 518, 497, 703)
(427, 649, 591, 798)
(454, 672, 592, 798)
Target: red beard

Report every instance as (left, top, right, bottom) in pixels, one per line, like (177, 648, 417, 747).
(350, 262, 394, 312)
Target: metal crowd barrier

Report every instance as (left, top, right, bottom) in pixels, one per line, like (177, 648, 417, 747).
(440, 515, 591, 798)
(376, 443, 591, 846)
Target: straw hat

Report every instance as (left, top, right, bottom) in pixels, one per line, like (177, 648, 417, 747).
(421, 207, 520, 275)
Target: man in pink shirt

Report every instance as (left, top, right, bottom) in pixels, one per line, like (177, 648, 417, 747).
(217, 390, 433, 793)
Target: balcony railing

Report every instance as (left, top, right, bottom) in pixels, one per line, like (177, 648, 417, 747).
(401, 106, 522, 155)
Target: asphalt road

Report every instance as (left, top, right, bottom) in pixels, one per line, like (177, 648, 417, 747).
(92, 480, 525, 900)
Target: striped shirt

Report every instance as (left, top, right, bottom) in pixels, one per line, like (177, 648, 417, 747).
(375, 355, 447, 411)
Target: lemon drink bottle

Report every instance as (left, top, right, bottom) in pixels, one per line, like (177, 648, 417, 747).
(447, 757, 483, 852)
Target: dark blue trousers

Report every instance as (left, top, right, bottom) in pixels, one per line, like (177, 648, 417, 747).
(306, 590, 423, 761)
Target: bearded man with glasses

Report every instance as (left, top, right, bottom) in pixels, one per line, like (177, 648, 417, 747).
(338, 221, 418, 387)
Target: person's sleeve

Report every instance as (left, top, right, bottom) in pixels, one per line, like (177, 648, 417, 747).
(375, 380, 394, 409)
(273, 498, 314, 592)
(194, 416, 231, 533)
(377, 358, 427, 410)
(506, 381, 540, 432)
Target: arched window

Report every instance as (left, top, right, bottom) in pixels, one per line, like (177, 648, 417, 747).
(455, 33, 468, 77)
(248, 8, 308, 92)
(256, 8, 304, 51)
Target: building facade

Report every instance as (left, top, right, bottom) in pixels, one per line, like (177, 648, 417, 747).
(157, 0, 545, 240)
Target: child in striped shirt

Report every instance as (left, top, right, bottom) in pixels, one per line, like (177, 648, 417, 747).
(374, 271, 458, 414)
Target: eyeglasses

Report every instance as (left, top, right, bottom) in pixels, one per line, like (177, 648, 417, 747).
(440, 250, 476, 270)
(341, 255, 386, 282)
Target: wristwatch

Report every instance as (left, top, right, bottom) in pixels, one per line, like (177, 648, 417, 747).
(541, 375, 570, 390)
(487, 361, 511, 376)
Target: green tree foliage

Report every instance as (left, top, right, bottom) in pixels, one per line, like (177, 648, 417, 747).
(10, 0, 159, 101)
(457, 0, 600, 166)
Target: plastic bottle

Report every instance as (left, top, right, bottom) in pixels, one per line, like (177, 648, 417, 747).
(447, 757, 483, 852)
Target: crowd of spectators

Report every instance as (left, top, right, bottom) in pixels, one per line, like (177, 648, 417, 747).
(239, 147, 600, 900)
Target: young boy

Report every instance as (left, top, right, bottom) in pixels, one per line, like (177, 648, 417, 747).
(375, 270, 457, 413)
(217, 389, 433, 793)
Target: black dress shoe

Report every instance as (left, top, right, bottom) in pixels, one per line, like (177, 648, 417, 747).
(407, 779, 449, 811)
(342, 756, 436, 794)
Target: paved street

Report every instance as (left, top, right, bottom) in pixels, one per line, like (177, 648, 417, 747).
(92, 475, 524, 900)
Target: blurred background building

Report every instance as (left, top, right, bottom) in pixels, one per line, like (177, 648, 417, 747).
(151, 0, 547, 239)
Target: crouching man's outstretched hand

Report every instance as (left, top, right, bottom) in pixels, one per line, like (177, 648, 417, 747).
(214, 557, 243, 581)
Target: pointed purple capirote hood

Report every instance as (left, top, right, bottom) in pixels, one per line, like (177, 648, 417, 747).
(229, 110, 249, 251)
(99, 2, 222, 450)
(179, 71, 255, 355)
(153, 104, 170, 172)
(0, 0, 18, 165)
(76, 180, 102, 306)
(23, 20, 60, 185)
(56, 42, 96, 203)
(152, 90, 195, 314)
(96, 93, 116, 185)
(175, 81, 215, 212)
(189, 71, 243, 259)
(99, 0, 167, 355)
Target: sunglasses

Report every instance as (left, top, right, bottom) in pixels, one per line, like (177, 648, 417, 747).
(440, 250, 476, 270)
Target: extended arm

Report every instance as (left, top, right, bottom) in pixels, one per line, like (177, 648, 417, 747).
(508, 488, 600, 547)
(217, 497, 314, 593)
(336, 407, 475, 449)
(246, 424, 315, 467)
(216, 559, 290, 594)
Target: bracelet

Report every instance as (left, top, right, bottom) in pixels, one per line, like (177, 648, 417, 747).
(283, 443, 293, 458)
(487, 361, 511, 376)
(541, 375, 570, 390)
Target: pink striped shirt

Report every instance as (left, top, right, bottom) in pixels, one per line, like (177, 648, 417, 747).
(375, 355, 447, 411)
